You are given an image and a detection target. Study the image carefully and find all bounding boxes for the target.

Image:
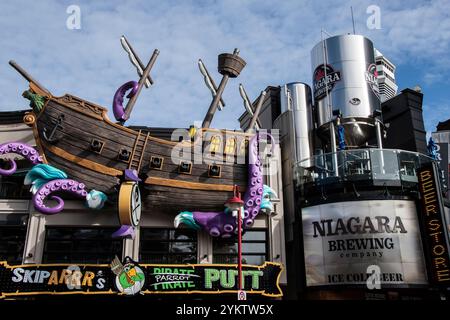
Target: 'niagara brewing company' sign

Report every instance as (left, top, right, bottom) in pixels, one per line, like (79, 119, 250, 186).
(0, 259, 283, 299)
(417, 162, 450, 285)
(302, 200, 428, 287)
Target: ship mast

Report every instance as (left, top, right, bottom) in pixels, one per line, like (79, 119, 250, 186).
(201, 49, 246, 129)
(9, 60, 51, 96)
(123, 49, 159, 120)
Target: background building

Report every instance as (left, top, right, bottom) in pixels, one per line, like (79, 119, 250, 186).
(380, 88, 427, 154)
(432, 119, 450, 200)
(375, 49, 398, 102)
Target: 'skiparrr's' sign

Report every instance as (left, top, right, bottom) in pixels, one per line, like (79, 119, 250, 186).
(417, 162, 450, 285)
(0, 258, 283, 298)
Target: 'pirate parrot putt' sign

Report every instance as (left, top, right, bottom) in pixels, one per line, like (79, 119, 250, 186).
(0, 258, 283, 299)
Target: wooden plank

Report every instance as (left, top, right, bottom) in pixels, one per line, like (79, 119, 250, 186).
(143, 141, 248, 175)
(142, 185, 231, 213)
(38, 112, 133, 159)
(145, 139, 247, 165)
(38, 112, 248, 185)
(141, 158, 248, 178)
(44, 152, 119, 193)
(41, 141, 123, 177)
(46, 100, 137, 143)
(145, 176, 246, 192)
(145, 165, 246, 185)
(37, 115, 129, 170)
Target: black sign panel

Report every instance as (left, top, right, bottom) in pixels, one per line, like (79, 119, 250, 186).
(0, 260, 283, 299)
(417, 162, 450, 286)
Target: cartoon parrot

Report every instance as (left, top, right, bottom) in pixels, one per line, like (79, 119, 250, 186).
(111, 256, 145, 294)
(119, 264, 145, 289)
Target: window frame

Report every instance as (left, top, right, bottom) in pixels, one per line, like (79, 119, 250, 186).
(139, 227, 198, 264)
(42, 226, 124, 264)
(212, 228, 269, 265)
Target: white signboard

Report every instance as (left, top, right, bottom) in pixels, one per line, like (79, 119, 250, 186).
(303, 200, 428, 286)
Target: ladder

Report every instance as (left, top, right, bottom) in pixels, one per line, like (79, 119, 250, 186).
(129, 130, 150, 173)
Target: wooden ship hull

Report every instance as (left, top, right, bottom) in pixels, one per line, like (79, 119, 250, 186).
(28, 92, 251, 213)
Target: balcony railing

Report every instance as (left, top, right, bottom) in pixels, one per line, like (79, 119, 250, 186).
(294, 148, 433, 188)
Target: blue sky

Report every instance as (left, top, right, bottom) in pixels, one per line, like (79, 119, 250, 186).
(0, 0, 448, 135)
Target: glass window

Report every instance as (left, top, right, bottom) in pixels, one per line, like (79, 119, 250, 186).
(140, 228, 197, 264)
(42, 227, 123, 264)
(208, 135, 222, 154)
(0, 214, 28, 264)
(213, 229, 268, 265)
(0, 160, 31, 199)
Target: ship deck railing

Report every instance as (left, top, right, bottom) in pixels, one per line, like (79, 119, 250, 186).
(294, 148, 434, 188)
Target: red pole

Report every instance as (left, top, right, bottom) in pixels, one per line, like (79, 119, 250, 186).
(238, 198, 242, 291)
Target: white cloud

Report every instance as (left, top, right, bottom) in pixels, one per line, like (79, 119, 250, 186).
(422, 102, 450, 136)
(0, 0, 448, 131)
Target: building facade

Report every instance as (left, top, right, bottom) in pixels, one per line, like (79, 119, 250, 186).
(0, 110, 288, 299)
(432, 119, 450, 200)
(239, 34, 450, 300)
(375, 49, 398, 102)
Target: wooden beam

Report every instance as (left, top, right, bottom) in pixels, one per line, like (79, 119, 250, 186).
(145, 176, 245, 192)
(42, 142, 122, 176)
(123, 49, 159, 121)
(246, 90, 266, 132)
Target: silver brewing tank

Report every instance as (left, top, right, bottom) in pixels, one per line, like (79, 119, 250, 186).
(311, 34, 381, 147)
(279, 82, 314, 165)
(273, 82, 314, 242)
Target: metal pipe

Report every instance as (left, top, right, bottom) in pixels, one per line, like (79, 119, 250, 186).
(375, 119, 385, 174)
(238, 202, 242, 292)
(246, 91, 266, 132)
(375, 119, 383, 149)
(9, 60, 50, 95)
(330, 122, 339, 177)
(123, 49, 159, 120)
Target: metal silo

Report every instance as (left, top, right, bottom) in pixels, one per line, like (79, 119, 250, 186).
(311, 34, 381, 148)
(278, 82, 315, 164)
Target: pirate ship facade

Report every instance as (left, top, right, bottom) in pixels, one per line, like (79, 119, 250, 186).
(25, 88, 252, 213)
(1, 36, 278, 240)
(0, 37, 287, 299)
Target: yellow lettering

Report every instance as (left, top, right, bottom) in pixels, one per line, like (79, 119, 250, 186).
(48, 270, 59, 285)
(69, 270, 82, 287)
(82, 271, 95, 287)
(433, 244, 446, 256)
(420, 170, 432, 181)
(425, 204, 437, 216)
(59, 269, 72, 284)
(435, 257, 448, 269)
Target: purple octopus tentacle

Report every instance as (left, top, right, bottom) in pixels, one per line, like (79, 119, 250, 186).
(0, 160, 17, 175)
(33, 179, 88, 215)
(112, 81, 139, 122)
(192, 211, 237, 237)
(242, 132, 274, 227)
(0, 142, 43, 176)
(185, 132, 275, 238)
